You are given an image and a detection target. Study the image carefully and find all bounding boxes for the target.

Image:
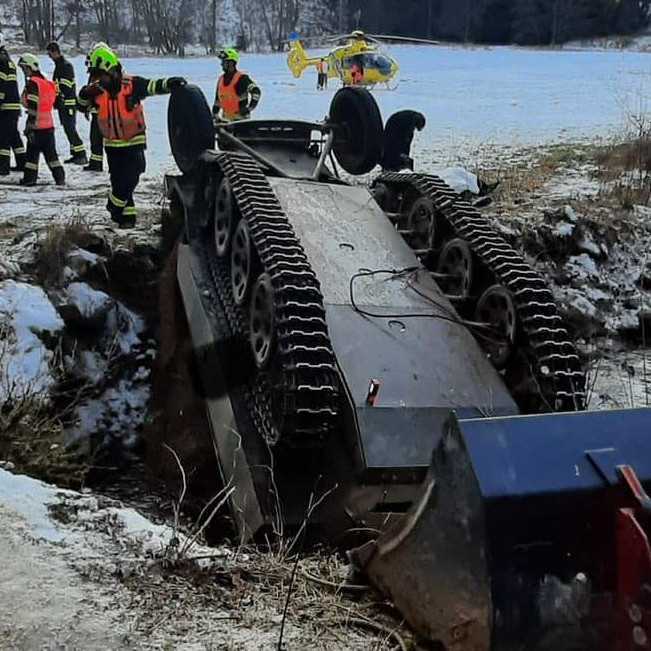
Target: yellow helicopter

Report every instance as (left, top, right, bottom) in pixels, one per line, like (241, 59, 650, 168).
(287, 30, 439, 90)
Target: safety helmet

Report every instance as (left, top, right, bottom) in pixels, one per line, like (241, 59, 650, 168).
(218, 48, 239, 63)
(85, 43, 109, 70)
(18, 53, 40, 72)
(88, 44, 119, 72)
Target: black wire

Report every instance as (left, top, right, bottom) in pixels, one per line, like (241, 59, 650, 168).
(349, 267, 507, 346)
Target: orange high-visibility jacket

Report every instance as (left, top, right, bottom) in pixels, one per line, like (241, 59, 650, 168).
(23, 76, 56, 129)
(96, 75, 146, 143)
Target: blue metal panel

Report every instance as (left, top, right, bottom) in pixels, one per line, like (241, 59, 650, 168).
(456, 408, 651, 500)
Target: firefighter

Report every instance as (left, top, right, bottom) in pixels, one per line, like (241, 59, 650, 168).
(78, 49, 105, 172)
(316, 58, 328, 90)
(350, 56, 364, 86)
(79, 45, 186, 228)
(46, 41, 88, 165)
(380, 110, 426, 172)
(0, 40, 26, 175)
(17, 54, 64, 186)
(213, 48, 261, 122)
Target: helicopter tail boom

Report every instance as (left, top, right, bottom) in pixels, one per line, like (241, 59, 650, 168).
(287, 40, 323, 78)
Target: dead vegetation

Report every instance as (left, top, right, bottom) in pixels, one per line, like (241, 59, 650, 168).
(476, 144, 593, 207)
(32, 215, 110, 289)
(133, 446, 412, 649)
(0, 349, 90, 489)
(117, 538, 411, 650)
(592, 135, 651, 209)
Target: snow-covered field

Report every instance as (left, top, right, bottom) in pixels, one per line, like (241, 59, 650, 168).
(3, 44, 649, 178)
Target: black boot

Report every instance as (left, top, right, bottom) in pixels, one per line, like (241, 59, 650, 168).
(20, 177, 37, 186)
(65, 153, 88, 165)
(12, 154, 26, 172)
(52, 167, 65, 186)
(117, 216, 136, 229)
(83, 162, 103, 172)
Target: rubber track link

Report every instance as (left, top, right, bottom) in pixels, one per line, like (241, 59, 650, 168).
(203, 151, 340, 446)
(375, 172, 586, 412)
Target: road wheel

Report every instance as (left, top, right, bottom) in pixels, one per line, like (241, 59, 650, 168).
(329, 87, 383, 175)
(474, 284, 518, 369)
(167, 84, 214, 174)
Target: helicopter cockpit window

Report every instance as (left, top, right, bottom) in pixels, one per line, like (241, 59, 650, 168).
(344, 53, 393, 75)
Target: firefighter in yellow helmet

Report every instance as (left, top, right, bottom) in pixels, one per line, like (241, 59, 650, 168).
(213, 48, 261, 122)
(78, 45, 186, 228)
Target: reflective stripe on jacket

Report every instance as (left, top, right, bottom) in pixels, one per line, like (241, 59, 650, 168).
(217, 71, 243, 120)
(96, 75, 146, 147)
(23, 76, 56, 129)
(0, 61, 21, 111)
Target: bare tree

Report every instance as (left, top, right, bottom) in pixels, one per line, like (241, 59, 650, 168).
(258, 0, 301, 51)
(21, 0, 55, 46)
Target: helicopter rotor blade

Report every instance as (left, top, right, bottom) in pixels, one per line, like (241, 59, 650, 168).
(367, 34, 441, 46)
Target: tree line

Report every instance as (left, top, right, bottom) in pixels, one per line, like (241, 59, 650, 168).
(350, 0, 651, 45)
(10, 0, 337, 53)
(8, 0, 651, 53)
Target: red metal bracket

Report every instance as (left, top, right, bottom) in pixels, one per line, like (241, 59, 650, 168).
(616, 465, 651, 651)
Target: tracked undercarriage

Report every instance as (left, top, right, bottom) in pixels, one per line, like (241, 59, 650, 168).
(163, 84, 651, 650)
(373, 172, 586, 413)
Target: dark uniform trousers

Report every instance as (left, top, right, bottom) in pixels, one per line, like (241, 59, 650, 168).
(23, 129, 65, 184)
(106, 147, 145, 224)
(58, 106, 85, 157)
(0, 112, 26, 174)
(89, 114, 103, 170)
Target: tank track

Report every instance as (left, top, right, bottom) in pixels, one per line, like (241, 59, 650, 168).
(375, 172, 586, 412)
(197, 151, 340, 446)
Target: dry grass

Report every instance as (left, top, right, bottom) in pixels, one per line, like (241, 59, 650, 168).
(0, 320, 91, 488)
(477, 144, 593, 207)
(34, 215, 95, 288)
(594, 136, 651, 177)
(591, 136, 651, 209)
(148, 446, 411, 649)
(118, 545, 411, 650)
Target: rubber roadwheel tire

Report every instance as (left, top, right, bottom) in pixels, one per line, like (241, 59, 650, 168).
(329, 87, 383, 175)
(167, 84, 215, 174)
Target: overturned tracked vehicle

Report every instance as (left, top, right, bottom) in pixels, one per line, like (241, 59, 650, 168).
(164, 85, 651, 650)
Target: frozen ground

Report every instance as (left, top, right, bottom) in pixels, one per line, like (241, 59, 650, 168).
(1, 45, 649, 226)
(0, 467, 406, 649)
(1, 44, 649, 179)
(0, 46, 650, 650)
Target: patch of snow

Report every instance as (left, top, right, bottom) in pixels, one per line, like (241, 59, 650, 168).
(0, 258, 20, 280)
(543, 168, 601, 201)
(585, 287, 611, 304)
(76, 350, 107, 386)
(567, 253, 599, 278)
(68, 247, 101, 266)
(0, 281, 64, 402)
(554, 221, 575, 237)
(66, 379, 150, 449)
(563, 205, 579, 223)
(606, 310, 641, 333)
(65, 247, 105, 279)
(0, 469, 72, 542)
(104, 303, 145, 355)
(62, 265, 78, 283)
(577, 231, 602, 258)
(431, 167, 480, 194)
(64, 282, 113, 322)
